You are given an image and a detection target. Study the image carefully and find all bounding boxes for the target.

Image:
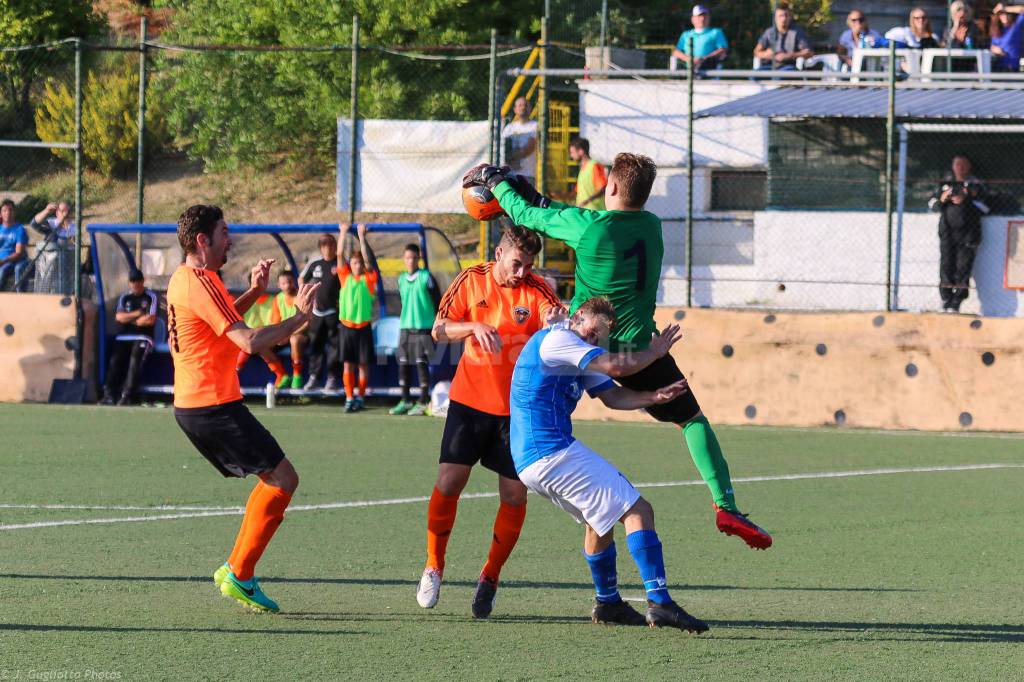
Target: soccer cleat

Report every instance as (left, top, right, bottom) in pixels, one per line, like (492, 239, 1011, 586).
(645, 600, 709, 633)
(220, 572, 280, 613)
(407, 403, 429, 417)
(344, 399, 357, 413)
(290, 374, 304, 390)
(591, 599, 647, 626)
(714, 504, 773, 550)
(416, 567, 442, 608)
(354, 396, 365, 411)
(324, 376, 340, 392)
(389, 400, 412, 415)
(303, 376, 319, 391)
(276, 374, 291, 389)
(471, 576, 498, 619)
(213, 562, 230, 588)
(98, 394, 115, 406)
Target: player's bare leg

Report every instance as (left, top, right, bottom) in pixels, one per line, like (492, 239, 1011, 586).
(418, 463, 471, 608)
(473, 475, 528, 619)
(289, 332, 307, 389)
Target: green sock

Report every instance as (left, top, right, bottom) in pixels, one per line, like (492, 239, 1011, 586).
(682, 417, 737, 512)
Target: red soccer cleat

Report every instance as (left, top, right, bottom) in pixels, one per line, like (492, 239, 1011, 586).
(714, 504, 773, 550)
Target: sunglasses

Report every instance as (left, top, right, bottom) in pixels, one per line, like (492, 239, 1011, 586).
(850, 16, 865, 22)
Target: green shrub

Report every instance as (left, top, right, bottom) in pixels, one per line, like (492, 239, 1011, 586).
(35, 62, 168, 178)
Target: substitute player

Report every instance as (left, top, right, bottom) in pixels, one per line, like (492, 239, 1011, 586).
(168, 204, 318, 613)
(272, 269, 308, 389)
(336, 223, 379, 412)
(465, 155, 772, 549)
(235, 272, 290, 389)
(510, 297, 707, 632)
(389, 242, 441, 416)
(417, 223, 563, 618)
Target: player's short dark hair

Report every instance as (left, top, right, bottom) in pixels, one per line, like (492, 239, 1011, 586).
(610, 153, 657, 208)
(498, 222, 542, 256)
(318, 233, 337, 247)
(177, 204, 223, 255)
(278, 269, 295, 280)
(404, 243, 421, 256)
(569, 137, 590, 155)
(128, 268, 144, 282)
(1, 198, 15, 209)
(576, 296, 617, 329)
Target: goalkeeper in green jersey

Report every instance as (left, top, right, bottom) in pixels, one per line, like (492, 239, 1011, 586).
(463, 154, 772, 550)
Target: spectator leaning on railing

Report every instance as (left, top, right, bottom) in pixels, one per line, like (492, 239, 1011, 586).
(671, 5, 729, 71)
(754, 3, 814, 70)
(0, 198, 29, 292)
(885, 7, 939, 48)
(837, 9, 887, 68)
(990, 3, 1024, 71)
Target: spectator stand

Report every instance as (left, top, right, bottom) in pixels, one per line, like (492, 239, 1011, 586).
(87, 223, 462, 401)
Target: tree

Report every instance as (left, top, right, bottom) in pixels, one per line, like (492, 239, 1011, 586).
(157, 0, 539, 172)
(0, 0, 103, 131)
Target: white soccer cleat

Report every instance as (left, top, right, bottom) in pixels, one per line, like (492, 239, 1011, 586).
(416, 567, 442, 608)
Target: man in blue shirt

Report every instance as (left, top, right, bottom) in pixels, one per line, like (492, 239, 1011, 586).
(672, 5, 728, 71)
(837, 9, 887, 69)
(510, 297, 708, 633)
(0, 198, 29, 292)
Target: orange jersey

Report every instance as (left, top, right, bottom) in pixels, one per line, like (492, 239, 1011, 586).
(166, 266, 244, 408)
(437, 263, 560, 416)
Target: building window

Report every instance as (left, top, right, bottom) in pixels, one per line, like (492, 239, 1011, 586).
(710, 170, 767, 211)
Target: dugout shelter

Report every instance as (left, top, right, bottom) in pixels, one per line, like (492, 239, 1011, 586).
(88, 223, 462, 399)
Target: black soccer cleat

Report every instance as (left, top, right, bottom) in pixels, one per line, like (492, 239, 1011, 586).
(591, 599, 647, 626)
(645, 600, 709, 634)
(471, 576, 498, 619)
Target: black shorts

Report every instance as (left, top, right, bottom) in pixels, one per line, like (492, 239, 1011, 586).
(339, 324, 376, 364)
(439, 400, 518, 480)
(617, 354, 702, 425)
(175, 400, 286, 478)
(398, 329, 433, 365)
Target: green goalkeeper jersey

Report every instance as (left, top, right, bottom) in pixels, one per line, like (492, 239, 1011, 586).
(494, 181, 663, 351)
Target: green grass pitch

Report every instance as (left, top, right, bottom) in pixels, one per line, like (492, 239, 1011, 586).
(1, 403, 1022, 680)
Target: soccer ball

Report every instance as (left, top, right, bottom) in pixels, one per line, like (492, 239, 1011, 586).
(462, 185, 504, 221)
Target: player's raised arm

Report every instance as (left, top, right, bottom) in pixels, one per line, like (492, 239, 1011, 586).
(597, 379, 689, 411)
(234, 258, 276, 315)
(226, 281, 319, 355)
(586, 323, 682, 378)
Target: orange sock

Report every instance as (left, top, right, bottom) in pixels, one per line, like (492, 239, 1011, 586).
(481, 501, 527, 584)
(266, 357, 287, 382)
(426, 486, 460, 572)
(358, 374, 368, 398)
(228, 481, 264, 569)
(236, 351, 250, 371)
(343, 371, 355, 399)
(232, 483, 293, 581)
(292, 360, 303, 376)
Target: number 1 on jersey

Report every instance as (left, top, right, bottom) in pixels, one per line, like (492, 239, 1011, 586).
(624, 239, 647, 291)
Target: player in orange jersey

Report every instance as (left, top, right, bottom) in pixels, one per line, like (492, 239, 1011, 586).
(166, 204, 318, 613)
(416, 222, 565, 619)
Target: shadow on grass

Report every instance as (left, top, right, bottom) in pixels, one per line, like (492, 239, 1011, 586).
(0, 622, 364, 636)
(711, 618, 1024, 643)
(0, 574, 920, 593)
(285, 611, 587, 625)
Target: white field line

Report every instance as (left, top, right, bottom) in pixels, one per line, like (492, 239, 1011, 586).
(1, 464, 1022, 532)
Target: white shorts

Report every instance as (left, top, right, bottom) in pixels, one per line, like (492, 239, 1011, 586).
(517, 439, 641, 537)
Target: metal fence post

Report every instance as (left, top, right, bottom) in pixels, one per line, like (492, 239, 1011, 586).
(884, 40, 896, 311)
(599, 0, 609, 50)
(348, 14, 360, 225)
(136, 16, 148, 230)
(685, 35, 695, 308)
(73, 38, 84, 379)
(538, 16, 548, 267)
(482, 29, 498, 261)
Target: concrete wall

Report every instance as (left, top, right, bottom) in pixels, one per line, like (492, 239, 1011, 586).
(0, 294, 78, 402)
(574, 307, 1022, 432)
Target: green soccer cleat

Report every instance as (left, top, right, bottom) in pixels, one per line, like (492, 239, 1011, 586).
(276, 374, 291, 389)
(220, 572, 280, 613)
(290, 374, 303, 390)
(389, 400, 412, 415)
(406, 403, 429, 417)
(213, 562, 230, 588)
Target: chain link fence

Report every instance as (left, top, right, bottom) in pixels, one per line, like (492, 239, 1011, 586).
(3, 25, 1024, 320)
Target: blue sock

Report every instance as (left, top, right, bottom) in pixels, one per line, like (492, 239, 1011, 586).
(626, 530, 672, 605)
(584, 543, 621, 604)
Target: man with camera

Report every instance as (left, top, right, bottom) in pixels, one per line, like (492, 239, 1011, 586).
(928, 155, 989, 313)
